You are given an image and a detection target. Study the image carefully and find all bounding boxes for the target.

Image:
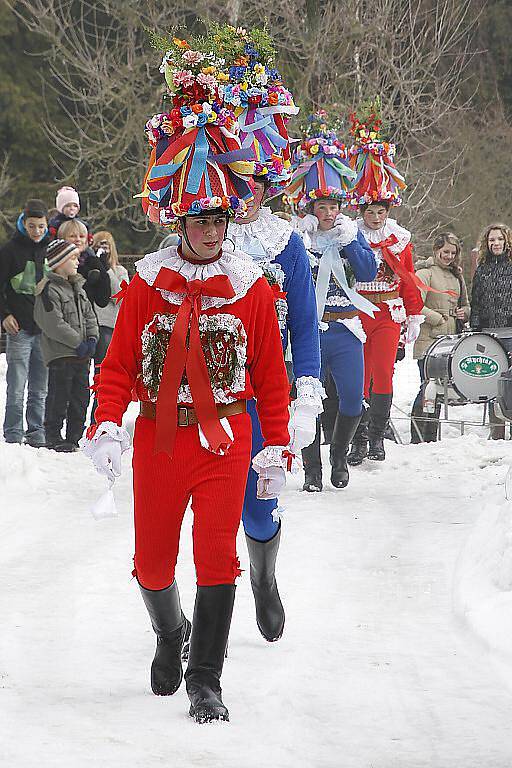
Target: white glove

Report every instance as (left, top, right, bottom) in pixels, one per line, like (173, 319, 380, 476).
(288, 403, 318, 452)
(406, 314, 424, 344)
(90, 435, 122, 482)
(256, 466, 286, 500)
(332, 213, 358, 246)
(295, 213, 319, 234)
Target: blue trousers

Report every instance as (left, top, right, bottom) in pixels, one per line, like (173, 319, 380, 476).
(320, 322, 364, 418)
(3, 329, 48, 445)
(242, 399, 280, 542)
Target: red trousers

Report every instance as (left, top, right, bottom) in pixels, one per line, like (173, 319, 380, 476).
(360, 304, 401, 399)
(132, 411, 252, 590)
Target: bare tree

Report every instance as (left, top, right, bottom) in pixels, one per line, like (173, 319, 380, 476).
(8, 0, 482, 245)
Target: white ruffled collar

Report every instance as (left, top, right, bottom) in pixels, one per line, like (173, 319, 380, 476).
(136, 243, 263, 309)
(356, 217, 411, 253)
(229, 206, 293, 261)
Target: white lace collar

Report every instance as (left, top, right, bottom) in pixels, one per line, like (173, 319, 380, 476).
(229, 206, 293, 261)
(136, 243, 263, 309)
(356, 217, 411, 254)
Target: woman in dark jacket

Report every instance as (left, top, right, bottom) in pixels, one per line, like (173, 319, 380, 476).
(471, 223, 512, 330)
(57, 219, 110, 308)
(470, 223, 512, 438)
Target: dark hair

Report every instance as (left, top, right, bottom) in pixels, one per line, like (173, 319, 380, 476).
(477, 223, 512, 265)
(24, 198, 48, 219)
(359, 200, 391, 213)
(252, 174, 271, 191)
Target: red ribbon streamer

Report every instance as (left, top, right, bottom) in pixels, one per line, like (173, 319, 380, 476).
(372, 235, 457, 298)
(153, 268, 236, 456)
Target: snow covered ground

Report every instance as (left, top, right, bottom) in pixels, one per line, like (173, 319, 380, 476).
(1, 352, 512, 767)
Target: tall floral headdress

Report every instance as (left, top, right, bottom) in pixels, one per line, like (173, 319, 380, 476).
(285, 109, 356, 210)
(347, 98, 407, 208)
(208, 24, 299, 193)
(138, 29, 256, 225)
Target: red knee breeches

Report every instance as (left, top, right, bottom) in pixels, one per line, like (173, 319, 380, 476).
(132, 411, 252, 590)
(360, 304, 401, 399)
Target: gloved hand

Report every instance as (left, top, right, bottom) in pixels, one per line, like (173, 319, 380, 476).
(295, 213, 319, 234)
(87, 268, 100, 286)
(332, 212, 358, 246)
(288, 403, 318, 452)
(76, 340, 89, 358)
(90, 434, 122, 482)
(406, 314, 424, 344)
(256, 465, 286, 500)
(87, 337, 97, 356)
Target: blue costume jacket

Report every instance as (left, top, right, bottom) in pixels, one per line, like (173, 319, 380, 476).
(230, 208, 322, 540)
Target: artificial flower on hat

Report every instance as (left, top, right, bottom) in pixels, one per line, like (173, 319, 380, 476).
(347, 97, 407, 209)
(285, 108, 356, 210)
(138, 27, 256, 225)
(209, 23, 299, 193)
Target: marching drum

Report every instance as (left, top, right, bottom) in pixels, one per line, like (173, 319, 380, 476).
(424, 331, 511, 404)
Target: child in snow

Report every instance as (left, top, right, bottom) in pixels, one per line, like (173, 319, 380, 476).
(34, 239, 99, 452)
(48, 186, 91, 242)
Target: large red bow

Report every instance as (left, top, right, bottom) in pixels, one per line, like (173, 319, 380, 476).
(153, 268, 236, 456)
(373, 235, 456, 298)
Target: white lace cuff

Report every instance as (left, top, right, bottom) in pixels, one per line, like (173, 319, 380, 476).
(333, 216, 358, 247)
(294, 376, 326, 415)
(252, 445, 301, 474)
(79, 421, 131, 458)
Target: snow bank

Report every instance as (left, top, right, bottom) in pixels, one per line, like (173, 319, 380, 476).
(453, 469, 512, 664)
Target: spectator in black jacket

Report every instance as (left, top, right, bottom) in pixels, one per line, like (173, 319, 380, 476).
(56, 219, 110, 308)
(471, 222, 512, 439)
(470, 223, 512, 330)
(0, 199, 50, 445)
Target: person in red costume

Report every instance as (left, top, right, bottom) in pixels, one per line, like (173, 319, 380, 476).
(347, 103, 423, 462)
(80, 30, 292, 725)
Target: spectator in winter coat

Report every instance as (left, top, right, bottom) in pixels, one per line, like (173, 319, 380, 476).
(48, 186, 90, 240)
(470, 223, 512, 439)
(90, 231, 129, 421)
(57, 219, 110, 308)
(410, 233, 470, 443)
(470, 223, 512, 330)
(0, 199, 50, 446)
(34, 240, 99, 452)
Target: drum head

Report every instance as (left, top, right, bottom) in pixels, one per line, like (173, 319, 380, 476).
(451, 333, 508, 401)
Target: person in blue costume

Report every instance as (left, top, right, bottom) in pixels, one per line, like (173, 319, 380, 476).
(229, 175, 324, 643)
(287, 111, 378, 492)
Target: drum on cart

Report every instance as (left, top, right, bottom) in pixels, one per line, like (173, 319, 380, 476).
(424, 331, 511, 404)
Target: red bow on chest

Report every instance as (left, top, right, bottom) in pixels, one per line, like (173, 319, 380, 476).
(153, 267, 236, 456)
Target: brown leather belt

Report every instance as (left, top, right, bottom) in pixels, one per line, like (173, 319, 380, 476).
(359, 289, 399, 303)
(140, 399, 247, 426)
(322, 309, 360, 322)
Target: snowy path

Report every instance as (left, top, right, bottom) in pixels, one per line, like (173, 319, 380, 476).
(2, 357, 512, 767)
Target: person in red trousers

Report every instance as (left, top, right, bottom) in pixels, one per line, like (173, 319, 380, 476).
(346, 103, 423, 463)
(80, 31, 292, 724)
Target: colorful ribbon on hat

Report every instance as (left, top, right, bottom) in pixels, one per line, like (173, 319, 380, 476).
(152, 267, 236, 456)
(372, 235, 457, 298)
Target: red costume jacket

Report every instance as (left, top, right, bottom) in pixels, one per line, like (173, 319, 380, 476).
(93, 246, 291, 455)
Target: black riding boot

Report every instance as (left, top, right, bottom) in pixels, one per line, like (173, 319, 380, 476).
(246, 524, 284, 642)
(368, 393, 393, 461)
(330, 413, 362, 488)
(302, 418, 322, 492)
(185, 584, 235, 723)
(139, 580, 191, 696)
(347, 405, 369, 466)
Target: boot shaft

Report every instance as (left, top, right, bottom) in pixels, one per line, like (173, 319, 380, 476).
(139, 580, 183, 637)
(185, 584, 235, 684)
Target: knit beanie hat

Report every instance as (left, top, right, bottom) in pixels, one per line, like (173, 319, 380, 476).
(24, 199, 48, 219)
(56, 186, 80, 214)
(46, 239, 78, 271)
